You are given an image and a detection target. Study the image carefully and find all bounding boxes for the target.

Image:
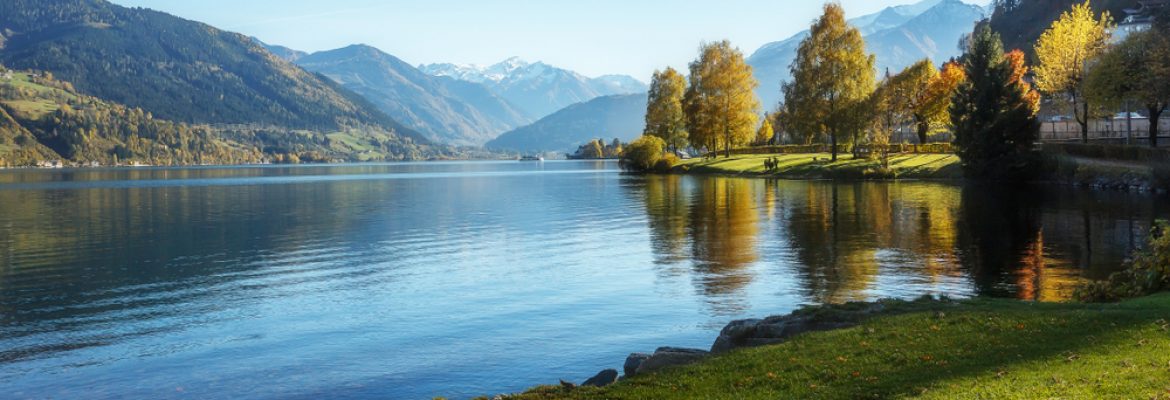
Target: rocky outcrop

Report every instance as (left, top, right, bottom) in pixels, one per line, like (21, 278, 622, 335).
(627, 347, 710, 376)
(711, 302, 887, 353)
(581, 369, 618, 387)
(623, 353, 650, 377)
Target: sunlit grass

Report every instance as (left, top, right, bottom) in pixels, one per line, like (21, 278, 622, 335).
(677, 152, 962, 179)
(505, 294, 1170, 399)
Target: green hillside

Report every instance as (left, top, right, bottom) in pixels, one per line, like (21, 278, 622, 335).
(0, 0, 435, 163)
(0, 68, 436, 166)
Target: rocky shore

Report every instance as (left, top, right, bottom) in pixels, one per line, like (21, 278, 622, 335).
(560, 300, 906, 390)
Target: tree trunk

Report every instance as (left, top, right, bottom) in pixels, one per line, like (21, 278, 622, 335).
(1150, 106, 1163, 148)
(916, 119, 929, 145)
(1080, 101, 1090, 144)
(830, 126, 838, 162)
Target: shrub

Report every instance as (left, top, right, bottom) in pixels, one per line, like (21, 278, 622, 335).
(653, 153, 680, 172)
(620, 136, 667, 172)
(1077, 220, 1170, 302)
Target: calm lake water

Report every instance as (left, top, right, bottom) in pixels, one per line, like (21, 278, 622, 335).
(0, 161, 1167, 399)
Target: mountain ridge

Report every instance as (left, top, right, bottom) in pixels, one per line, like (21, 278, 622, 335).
(421, 58, 648, 119)
(296, 44, 532, 146)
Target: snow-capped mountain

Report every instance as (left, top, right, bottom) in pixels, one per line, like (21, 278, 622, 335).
(420, 58, 648, 119)
(749, 0, 987, 110)
(295, 45, 532, 146)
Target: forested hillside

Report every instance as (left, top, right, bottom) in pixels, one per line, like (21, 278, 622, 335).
(0, 0, 435, 163)
(0, 68, 436, 166)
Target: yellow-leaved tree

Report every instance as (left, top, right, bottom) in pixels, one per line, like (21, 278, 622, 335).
(683, 40, 760, 158)
(784, 3, 876, 161)
(755, 116, 774, 146)
(1033, 0, 1112, 143)
(644, 67, 688, 152)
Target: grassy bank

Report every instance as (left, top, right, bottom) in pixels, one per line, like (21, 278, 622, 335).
(674, 153, 963, 180)
(506, 294, 1170, 399)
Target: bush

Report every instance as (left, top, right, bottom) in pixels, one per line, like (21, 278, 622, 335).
(1077, 220, 1170, 302)
(620, 136, 667, 172)
(653, 153, 680, 172)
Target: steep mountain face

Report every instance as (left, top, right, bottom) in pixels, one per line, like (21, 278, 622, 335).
(296, 45, 532, 146)
(748, 0, 986, 110)
(0, 0, 424, 148)
(486, 93, 648, 153)
(420, 58, 648, 119)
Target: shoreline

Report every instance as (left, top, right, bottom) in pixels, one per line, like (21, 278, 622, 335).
(492, 293, 1170, 399)
(659, 151, 1167, 195)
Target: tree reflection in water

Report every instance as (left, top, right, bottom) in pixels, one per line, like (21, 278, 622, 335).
(633, 175, 1168, 310)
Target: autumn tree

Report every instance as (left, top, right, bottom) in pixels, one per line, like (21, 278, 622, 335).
(683, 40, 761, 158)
(784, 3, 876, 161)
(1087, 28, 1170, 148)
(755, 116, 774, 146)
(644, 67, 689, 152)
(870, 70, 901, 167)
(951, 25, 1041, 179)
(1033, 1, 1112, 143)
(922, 61, 967, 141)
(886, 59, 967, 145)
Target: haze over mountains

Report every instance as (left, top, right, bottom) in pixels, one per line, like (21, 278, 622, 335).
(486, 93, 649, 153)
(748, 0, 987, 110)
(421, 59, 648, 120)
(292, 45, 533, 146)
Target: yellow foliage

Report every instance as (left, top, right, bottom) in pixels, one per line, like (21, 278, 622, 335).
(1033, 1, 1112, 124)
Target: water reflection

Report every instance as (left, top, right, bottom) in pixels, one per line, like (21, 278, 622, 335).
(1, 162, 1167, 399)
(635, 175, 1167, 304)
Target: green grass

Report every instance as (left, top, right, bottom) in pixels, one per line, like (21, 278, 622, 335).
(505, 294, 1170, 399)
(676, 153, 963, 180)
(1, 99, 60, 119)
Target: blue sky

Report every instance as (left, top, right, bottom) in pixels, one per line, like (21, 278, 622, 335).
(111, 0, 985, 81)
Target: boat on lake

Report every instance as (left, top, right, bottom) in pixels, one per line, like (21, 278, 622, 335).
(519, 156, 544, 162)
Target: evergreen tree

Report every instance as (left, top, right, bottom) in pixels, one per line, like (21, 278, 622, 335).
(784, 3, 875, 161)
(683, 40, 760, 158)
(951, 26, 1041, 179)
(644, 67, 689, 152)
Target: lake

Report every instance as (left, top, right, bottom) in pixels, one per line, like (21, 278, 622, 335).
(0, 161, 1166, 399)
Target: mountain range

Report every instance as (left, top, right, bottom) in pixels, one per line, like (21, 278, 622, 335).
(486, 93, 648, 153)
(748, 0, 988, 110)
(0, 0, 435, 163)
(292, 44, 533, 146)
(421, 58, 648, 119)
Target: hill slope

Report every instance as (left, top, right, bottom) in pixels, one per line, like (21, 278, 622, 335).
(296, 45, 532, 146)
(486, 93, 648, 153)
(0, 0, 423, 144)
(0, 69, 262, 166)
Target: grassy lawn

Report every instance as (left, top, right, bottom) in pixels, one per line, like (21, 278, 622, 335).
(676, 153, 963, 180)
(507, 294, 1170, 399)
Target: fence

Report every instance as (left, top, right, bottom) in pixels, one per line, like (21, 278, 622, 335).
(1040, 117, 1170, 147)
